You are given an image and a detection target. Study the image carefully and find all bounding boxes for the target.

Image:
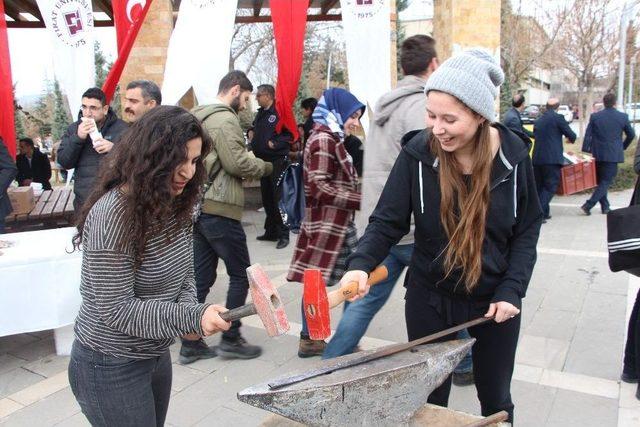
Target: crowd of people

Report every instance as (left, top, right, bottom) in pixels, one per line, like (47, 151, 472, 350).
(0, 31, 639, 426)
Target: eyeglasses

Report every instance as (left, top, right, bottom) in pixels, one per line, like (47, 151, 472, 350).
(81, 105, 103, 112)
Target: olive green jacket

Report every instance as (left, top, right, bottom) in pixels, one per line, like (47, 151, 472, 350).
(192, 103, 273, 221)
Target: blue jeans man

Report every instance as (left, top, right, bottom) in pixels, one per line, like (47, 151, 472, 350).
(320, 243, 473, 377)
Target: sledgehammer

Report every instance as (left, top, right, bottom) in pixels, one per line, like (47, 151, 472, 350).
(218, 264, 290, 337)
(303, 266, 388, 340)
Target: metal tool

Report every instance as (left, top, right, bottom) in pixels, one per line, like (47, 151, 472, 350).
(303, 266, 388, 340)
(238, 339, 475, 426)
(218, 263, 289, 337)
(269, 316, 492, 389)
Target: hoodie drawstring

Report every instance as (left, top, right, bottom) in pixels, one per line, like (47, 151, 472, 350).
(513, 164, 518, 218)
(419, 161, 425, 214)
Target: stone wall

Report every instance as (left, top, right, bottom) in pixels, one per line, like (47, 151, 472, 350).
(433, 0, 500, 60)
(118, 0, 174, 112)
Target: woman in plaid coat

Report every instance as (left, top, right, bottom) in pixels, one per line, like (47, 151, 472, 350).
(287, 88, 365, 357)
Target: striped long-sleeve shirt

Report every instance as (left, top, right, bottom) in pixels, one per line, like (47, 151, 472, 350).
(74, 189, 208, 358)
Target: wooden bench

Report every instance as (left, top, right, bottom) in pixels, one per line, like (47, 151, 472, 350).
(4, 187, 75, 232)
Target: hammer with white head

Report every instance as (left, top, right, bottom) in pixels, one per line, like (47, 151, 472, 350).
(218, 264, 289, 337)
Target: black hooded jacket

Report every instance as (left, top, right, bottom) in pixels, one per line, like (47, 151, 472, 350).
(348, 123, 543, 308)
(57, 108, 128, 208)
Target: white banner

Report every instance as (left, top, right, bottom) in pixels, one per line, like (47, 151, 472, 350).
(341, 0, 392, 134)
(35, 0, 96, 118)
(162, 0, 237, 105)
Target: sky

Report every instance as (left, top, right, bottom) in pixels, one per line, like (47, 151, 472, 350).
(6, 0, 634, 101)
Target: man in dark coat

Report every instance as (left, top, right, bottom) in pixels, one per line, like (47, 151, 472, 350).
(532, 97, 577, 221)
(248, 84, 292, 249)
(16, 138, 52, 190)
(581, 93, 636, 214)
(57, 87, 128, 212)
(502, 93, 534, 139)
(0, 137, 17, 234)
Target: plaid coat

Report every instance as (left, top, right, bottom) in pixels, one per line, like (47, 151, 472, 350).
(287, 124, 361, 283)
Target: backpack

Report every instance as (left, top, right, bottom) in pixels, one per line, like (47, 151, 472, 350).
(278, 162, 305, 233)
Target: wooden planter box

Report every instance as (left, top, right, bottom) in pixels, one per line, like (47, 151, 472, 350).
(556, 161, 597, 195)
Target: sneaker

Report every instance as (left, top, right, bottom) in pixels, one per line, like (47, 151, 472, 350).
(276, 237, 290, 249)
(452, 370, 475, 386)
(298, 337, 327, 358)
(179, 339, 217, 365)
(621, 371, 639, 383)
(602, 207, 611, 214)
(217, 336, 262, 359)
(580, 204, 591, 216)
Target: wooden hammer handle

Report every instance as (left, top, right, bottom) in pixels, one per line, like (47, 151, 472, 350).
(327, 265, 389, 308)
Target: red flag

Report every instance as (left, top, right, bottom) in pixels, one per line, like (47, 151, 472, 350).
(270, 0, 308, 142)
(102, 0, 153, 104)
(0, 1, 15, 158)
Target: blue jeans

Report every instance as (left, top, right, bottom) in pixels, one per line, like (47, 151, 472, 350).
(585, 161, 618, 211)
(454, 329, 473, 374)
(68, 340, 172, 427)
(322, 244, 414, 358)
(194, 214, 251, 341)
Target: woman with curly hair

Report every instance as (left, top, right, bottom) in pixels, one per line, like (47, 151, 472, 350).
(68, 106, 230, 426)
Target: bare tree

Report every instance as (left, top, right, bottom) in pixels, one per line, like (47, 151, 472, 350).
(554, 0, 618, 136)
(500, 0, 568, 114)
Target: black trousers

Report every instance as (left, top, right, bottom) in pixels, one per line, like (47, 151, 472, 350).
(624, 288, 640, 378)
(405, 285, 520, 423)
(533, 164, 561, 218)
(260, 156, 289, 239)
(193, 214, 251, 341)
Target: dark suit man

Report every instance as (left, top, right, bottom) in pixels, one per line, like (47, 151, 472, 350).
(502, 93, 534, 139)
(16, 138, 52, 190)
(532, 98, 577, 220)
(0, 137, 18, 234)
(581, 93, 636, 214)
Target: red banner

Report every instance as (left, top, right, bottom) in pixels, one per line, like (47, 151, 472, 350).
(0, 1, 16, 158)
(270, 0, 308, 142)
(102, 0, 153, 104)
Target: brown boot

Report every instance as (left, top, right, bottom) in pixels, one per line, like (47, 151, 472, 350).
(298, 337, 327, 358)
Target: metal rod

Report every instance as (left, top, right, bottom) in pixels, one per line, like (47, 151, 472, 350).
(268, 316, 494, 390)
(219, 303, 257, 322)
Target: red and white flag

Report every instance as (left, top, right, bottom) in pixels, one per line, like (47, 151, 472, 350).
(35, 0, 96, 118)
(102, 0, 153, 103)
(0, 1, 16, 158)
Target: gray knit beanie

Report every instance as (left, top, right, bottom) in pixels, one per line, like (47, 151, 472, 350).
(424, 48, 504, 122)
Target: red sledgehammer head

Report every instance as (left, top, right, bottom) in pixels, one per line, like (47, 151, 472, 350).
(303, 269, 331, 341)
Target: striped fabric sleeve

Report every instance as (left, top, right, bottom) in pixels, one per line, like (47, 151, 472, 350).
(176, 231, 200, 306)
(86, 248, 208, 339)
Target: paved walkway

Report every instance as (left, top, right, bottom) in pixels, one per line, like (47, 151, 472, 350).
(0, 189, 639, 426)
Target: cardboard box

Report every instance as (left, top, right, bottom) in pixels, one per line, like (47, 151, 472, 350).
(7, 187, 35, 215)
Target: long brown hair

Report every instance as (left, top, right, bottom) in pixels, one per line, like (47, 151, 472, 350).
(429, 119, 493, 292)
(73, 106, 212, 265)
